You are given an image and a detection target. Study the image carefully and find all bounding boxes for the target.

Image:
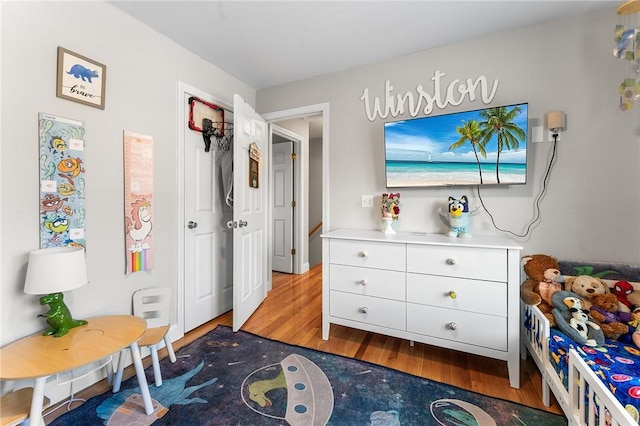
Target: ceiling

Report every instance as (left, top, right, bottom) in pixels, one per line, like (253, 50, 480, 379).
(111, 1, 619, 91)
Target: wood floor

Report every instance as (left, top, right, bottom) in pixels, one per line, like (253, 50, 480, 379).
(45, 263, 562, 423)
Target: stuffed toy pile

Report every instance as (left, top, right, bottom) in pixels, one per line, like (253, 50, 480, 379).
(521, 253, 640, 348)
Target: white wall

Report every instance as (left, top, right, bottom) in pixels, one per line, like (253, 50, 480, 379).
(309, 136, 323, 267)
(257, 7, 640, 264)
(1, 1, 255, 349)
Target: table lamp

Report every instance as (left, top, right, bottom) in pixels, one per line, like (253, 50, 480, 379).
(24, 246, 88, 337)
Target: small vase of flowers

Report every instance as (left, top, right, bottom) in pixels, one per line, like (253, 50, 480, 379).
(381, 193, 400, 220)
(381, 193, 400, 234)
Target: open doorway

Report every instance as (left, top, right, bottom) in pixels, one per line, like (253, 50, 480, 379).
(271, 131, 297, 274)
(270, 115, 323, 274)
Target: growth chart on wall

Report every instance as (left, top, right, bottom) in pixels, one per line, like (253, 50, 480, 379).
(123, 131, 154, 274)
(38, 113, 86, 249)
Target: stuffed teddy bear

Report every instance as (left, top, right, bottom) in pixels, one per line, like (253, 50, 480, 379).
(520, 254, 562, 326)
(589, 293, 632, 340)
(563, 275, 609, 310)
(551, 290, 604, 347)
(439, 196, 473, 238)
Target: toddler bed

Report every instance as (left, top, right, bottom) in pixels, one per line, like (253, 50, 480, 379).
(522, 260, 640, 426)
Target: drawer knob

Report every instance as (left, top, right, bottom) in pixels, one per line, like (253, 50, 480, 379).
(448, 322, 457, 331)
(446, 258, 456, 265)
(449, 291, 457, 299)
(358, 251, 368, 258)
(360, 306, 369, 314)
(360, 279, 367, 286)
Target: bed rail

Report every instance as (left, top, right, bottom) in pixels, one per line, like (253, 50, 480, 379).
(522, 303, 562, 409)
(568, 349, 637, 426)
(522, 303, 549, 371)
(523, 301, 639, 425)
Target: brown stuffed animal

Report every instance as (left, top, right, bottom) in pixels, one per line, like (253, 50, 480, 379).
(520, 254, 562, 326)
(564, 275, 610, 310)
(589, 293, 631, 340)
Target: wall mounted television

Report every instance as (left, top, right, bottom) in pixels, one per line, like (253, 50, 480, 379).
(384, 102, 528, 188)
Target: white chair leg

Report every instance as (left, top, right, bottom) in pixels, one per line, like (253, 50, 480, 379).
(150, 345, 162, 387)
(112, 349, 127, 392)
(164, 335, 177, 363)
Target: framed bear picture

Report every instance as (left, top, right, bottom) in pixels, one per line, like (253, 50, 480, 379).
(56, 47, 107, 109)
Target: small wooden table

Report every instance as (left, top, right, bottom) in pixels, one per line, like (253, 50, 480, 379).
(0, 315, 154, 425)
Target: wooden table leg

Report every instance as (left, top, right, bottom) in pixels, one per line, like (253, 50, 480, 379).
(29, 376, 48, 426)
(129, 341, 153, 415)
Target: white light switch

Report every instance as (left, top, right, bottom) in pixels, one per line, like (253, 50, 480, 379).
(531, 126, 543, 143)
(362, 195, 374, 208)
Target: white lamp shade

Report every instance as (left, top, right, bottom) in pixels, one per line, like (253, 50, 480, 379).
(546, 111, 565, 131)
(24, 246, 87, 295)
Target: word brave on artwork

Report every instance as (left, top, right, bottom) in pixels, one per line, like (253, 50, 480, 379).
(69, 85, 97, 99)
(360, 70, 499, 121)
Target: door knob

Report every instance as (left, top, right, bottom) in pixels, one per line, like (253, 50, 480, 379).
(187, 221, 198, 229)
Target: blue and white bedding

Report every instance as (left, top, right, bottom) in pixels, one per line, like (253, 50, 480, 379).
(547, 259, 640, 419)
(549, 327, 640, 417)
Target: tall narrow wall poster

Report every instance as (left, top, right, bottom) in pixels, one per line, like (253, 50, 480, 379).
(38, 113, 86, 249)
(123, 131, 154, 274)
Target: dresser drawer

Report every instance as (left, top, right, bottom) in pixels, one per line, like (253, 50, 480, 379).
(330, 239, 405, 271)
(406, 244, 506, 281)
(407, 304, 507, 351)
(330, 291, 406, 331)
(406, 273, 506, 316)
(330, 264, 405, 301)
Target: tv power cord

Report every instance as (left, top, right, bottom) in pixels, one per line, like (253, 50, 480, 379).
(477, 135, 559, 239)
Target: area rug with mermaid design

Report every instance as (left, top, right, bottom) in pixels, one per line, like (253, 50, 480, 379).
(50, 325, 564, 425)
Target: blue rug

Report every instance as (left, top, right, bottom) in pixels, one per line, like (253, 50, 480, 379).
(50, 325, 564, 425)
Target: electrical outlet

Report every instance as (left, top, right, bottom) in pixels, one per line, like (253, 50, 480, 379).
(548, 130, 561, 142)
(362, 195, 374, 208)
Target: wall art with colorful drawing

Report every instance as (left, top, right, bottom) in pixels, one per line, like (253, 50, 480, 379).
(38, 113, 86, 249)
(124, 131, 154, 274)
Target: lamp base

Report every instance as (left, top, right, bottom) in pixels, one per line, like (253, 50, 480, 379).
(38, 292, 87, 337)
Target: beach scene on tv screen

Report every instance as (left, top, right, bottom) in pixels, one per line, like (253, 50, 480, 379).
(385, 103, 528, 187)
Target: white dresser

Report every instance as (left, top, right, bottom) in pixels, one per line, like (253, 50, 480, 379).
(321, 229, 522, 388)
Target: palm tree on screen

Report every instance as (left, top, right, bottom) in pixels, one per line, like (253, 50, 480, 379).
(479, 106, 525, 183)
(449, 120, 487, 184)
